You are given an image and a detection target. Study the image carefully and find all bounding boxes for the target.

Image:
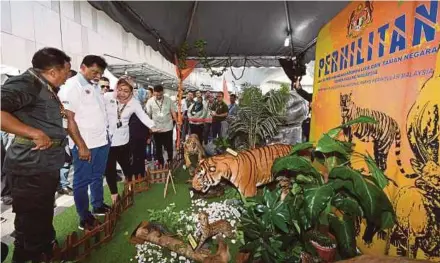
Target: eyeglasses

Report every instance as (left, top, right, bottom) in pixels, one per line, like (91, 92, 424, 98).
(101, 85, 110, 89)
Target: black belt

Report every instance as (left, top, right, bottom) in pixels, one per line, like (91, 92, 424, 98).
(14, 136, 65, 148)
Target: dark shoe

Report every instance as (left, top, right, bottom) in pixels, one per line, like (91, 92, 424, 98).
(92, 204, 111, 216)
(57, 187, 73, 196)
(79, 214, 100, 231)
(116, 174, 123, 182)
(102, 203, 112, 212)
(1, 196, 13, 205)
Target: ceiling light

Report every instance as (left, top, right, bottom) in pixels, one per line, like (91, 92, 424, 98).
(284, 37, 290, 47)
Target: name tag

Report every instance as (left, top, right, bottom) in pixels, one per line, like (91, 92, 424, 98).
(62, 118, 68, 129)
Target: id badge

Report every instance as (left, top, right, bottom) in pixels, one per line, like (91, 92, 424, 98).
(62, 117, 68, 129)
(116, 121, 122, 128)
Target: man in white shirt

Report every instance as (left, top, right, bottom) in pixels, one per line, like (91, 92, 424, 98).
(59, 55, 111, 231)
(146, 85, 176, 166)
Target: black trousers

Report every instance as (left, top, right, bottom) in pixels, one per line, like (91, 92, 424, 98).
(130, 138, 147, 177)
(105, 144, 132, 194)
(153, 130, 173, 166)
(10, 171, 59, 262)
(189, 124, 204, 143)
(203, 123, 212, 145)
(212, 121, 222, 140)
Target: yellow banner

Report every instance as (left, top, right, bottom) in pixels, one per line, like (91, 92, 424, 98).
(312, 1, 440, 260)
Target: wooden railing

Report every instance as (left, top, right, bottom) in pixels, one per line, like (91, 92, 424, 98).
(38, 145, 186, 262)
(40, 185, 135, 262)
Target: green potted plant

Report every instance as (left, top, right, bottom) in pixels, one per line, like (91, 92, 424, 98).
(271, 116, 396, 261)
(229, 86, 288, 149)
(238, 188, 307, 263)
(213, 137, 231, 154)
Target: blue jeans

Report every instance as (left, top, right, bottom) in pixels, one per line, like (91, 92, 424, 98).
(71, 144, 110, 221)
(59, 163, 71, 189)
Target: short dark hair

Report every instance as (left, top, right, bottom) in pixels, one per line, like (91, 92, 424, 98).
(69, 70, 77, 77)
(81, 55, 107, 70)
(230, 94, 237, 99)
(32, 47, 71, 71)
(153, 85, 164, 92)
(217, 92, 224, 96)
(100, 76, 109, 82)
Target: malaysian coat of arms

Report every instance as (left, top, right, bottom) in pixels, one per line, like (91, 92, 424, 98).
(347, 1, 374, 38)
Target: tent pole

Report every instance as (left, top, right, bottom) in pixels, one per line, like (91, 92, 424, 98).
(284, 1, 295, 56)
(176, 76, 183, 150)
(185, 1, 199, 41)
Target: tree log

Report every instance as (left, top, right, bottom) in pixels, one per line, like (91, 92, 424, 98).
(134, 223, 212, 262)
(336, 255, 432, 263)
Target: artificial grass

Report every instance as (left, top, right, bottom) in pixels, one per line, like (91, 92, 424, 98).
(5, 167, 241, 263)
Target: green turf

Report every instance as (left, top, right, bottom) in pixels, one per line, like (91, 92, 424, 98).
(5, 167, 240, 263)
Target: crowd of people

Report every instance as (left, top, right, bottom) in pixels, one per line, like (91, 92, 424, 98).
(0, 47, 240, 262)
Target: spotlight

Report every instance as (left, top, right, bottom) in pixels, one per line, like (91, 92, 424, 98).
(284, 37, 290, 47)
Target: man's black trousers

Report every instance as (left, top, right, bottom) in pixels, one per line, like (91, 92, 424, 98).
(10, 171, 58, 262)
(153, 130, 173, 166)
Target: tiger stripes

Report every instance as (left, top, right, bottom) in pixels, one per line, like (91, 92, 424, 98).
(340, 93, 408, 175)
(192, 144, 291, 197)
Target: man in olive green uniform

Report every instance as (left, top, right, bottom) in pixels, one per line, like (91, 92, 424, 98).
(211, 92, 229, 140)
(1, 47, 71, 262)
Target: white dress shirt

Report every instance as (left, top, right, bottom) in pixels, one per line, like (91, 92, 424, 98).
(104, 93, 155, 147)
(59, 73, 108, 149)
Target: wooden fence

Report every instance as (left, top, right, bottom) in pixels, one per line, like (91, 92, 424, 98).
(39, 185, 134, 262)
(37, 144, 186, 262)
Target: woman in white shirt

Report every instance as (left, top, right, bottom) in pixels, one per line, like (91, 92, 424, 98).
(104, 77, 157, 203)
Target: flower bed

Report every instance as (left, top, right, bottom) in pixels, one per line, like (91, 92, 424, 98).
(131, 195, 244, 263)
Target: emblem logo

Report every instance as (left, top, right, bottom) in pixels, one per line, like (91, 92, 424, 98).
(347, 1, 374, 38)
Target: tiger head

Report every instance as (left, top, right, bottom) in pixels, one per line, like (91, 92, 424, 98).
(192, 158, 229, 193)
(340, 92, 355, 119)
(184, 134, 202, 155)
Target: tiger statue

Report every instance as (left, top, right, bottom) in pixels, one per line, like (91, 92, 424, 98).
(184, 134, 205, 173)
(339, 92, 413, 177)
(192, 144, 291, 197)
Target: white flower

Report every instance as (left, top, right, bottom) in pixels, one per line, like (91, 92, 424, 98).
(231, 239, 236, 244)
(179, 256, 186, 261)
(171, 252, 177, 258)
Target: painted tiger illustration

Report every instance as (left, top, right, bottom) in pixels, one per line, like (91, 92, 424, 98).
(184, 134, 205, 172)
(192, 144, 291, 197)
(340, 92, 411, 176)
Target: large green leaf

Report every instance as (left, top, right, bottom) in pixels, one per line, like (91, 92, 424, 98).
(272, 156, 322, 183)
(380, 211, 396, 230)
(324, 155, 347, 171)
(341, 116, 377, 127)
(316, 134, 350, 156)
(272, 213, 289, 233)
(328, 214, 357, 259)
(362, 152, 389, 189)
(290, 142, 314, 155)
(331, 194, 363, 216)
(327, 116, 376, 138)
(303, 185, 335, 224)
(329, 167, 394, 226)
(295, 174, 316, 184)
